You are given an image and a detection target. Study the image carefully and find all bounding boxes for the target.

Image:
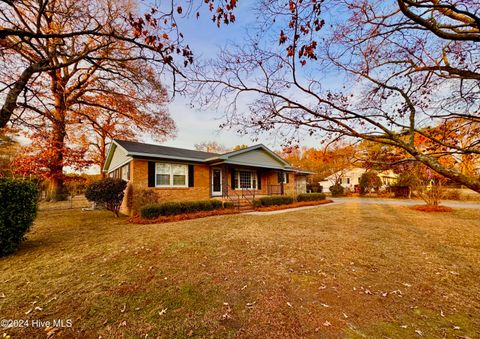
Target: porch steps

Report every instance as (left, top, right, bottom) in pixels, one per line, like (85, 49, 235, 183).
(233, 199, 255, 212)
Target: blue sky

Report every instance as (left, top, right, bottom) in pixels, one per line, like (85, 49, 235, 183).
(155, 0, 323, 151)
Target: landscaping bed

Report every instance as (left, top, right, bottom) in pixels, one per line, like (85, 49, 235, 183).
(129, 208, 239, 224)
(254, 199, 333, 212)
(410, 205, 454, 212)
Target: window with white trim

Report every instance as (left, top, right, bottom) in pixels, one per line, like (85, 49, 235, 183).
(155, 163, 188, 187)
(236, 170, 257, 189)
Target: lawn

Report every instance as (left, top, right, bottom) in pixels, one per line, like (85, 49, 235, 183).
(1, 202, 479, 338)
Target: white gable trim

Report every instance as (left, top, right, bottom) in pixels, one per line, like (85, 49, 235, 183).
(207, 144, 290, 166)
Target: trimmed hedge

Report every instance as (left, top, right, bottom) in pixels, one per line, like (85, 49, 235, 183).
(254, 195, 294, 207)
(140, 199, 224, 219)
(297, 193, 326, 202)
(223, 201, 235, 209)
(0, 179, 39, 256)
(329, 184, 345, 197)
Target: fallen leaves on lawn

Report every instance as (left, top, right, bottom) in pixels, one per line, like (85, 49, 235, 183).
(221, 302, 232, 320)
(120, 304, 126, 313)
(158, 308, 167, 316)
(323, 320, 331, 327)
(44, 326, 59, 338)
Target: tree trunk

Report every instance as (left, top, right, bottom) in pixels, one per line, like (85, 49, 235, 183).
(45, 120, 68, 201)
(46, 70, 68, 201)
(0, 64, 37, 128)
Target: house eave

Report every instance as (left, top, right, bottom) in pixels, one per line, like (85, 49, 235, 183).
(127, 152, 208, 163)
(103, 143, 117, 172)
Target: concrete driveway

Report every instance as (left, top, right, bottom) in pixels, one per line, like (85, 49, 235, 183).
(331, 197, 480, 209)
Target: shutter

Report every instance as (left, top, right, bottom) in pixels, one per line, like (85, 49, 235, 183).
(286, 173, 289, 183)
(277, 172, 282, 183)
(188, 164, 194, 187)
(231, 169, 236, 190)
(148, 161, 155, 187)
(257, 170, 262, 189)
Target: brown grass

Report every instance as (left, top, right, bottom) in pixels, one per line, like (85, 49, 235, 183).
(255, 199, 333, 211)
(1, 202, 479, 338)
(410, 205, 454, 212)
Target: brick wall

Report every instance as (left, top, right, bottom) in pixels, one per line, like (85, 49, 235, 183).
(119, 160, 306, 216)
(121, 159, 211, 216)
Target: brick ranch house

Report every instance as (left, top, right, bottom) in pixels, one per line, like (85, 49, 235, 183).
(104, 139, 312, 215)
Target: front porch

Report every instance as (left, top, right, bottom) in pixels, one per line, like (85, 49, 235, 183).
(210, 164, 294, 210)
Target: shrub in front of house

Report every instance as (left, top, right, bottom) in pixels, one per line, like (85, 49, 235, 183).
(0, 179, 39, 256)
(359, 171, 382, 195)
(329, 184, 345, 197)
(85, 178, 127, 217)
(254, 196, 294, 207)
(140, 199, 225, 219)
(223, 201, 235, 209)
(297, 193, 326, 202)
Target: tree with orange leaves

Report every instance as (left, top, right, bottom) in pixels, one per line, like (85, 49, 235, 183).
(3, 0, 175, 200)
(278, 144, 356, 183)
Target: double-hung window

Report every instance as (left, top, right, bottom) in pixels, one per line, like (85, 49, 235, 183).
(235, 170, 257, 189)
(156, 163, 188, 187)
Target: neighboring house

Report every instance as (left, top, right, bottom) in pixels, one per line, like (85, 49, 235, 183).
(103, 139, 312, 215)
(319, 167, 398, 192)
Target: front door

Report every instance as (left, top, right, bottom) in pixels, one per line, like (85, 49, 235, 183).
(212, 168, 222, 196)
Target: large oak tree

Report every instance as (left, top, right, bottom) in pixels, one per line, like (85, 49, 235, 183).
(1, 0, 179, 199)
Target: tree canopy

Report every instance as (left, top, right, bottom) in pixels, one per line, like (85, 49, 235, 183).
(191, 0, 480, 192)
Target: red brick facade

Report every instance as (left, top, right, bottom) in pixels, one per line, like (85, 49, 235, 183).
(120, 159, 304, 216)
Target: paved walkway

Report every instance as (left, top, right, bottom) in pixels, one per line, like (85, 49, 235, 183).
(245, 197, 480, 215)
(331, 197, 480, 209)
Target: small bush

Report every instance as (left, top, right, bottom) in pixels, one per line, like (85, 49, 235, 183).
(85, 178, 127, 217)
(307, 183, 323, 193)
(359, 171, 382, 195)
(255, 196, 294, 207)
(211, 199, 223, 209)
(140, 199, 225, 219)
(132, 188, 158, 211)
(253, 200, 262, 208)
(0, 179, 39, 256)
(329, 184, 345, 197)
(223, 201, 235, 209)
(297, 193, 326, 202)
